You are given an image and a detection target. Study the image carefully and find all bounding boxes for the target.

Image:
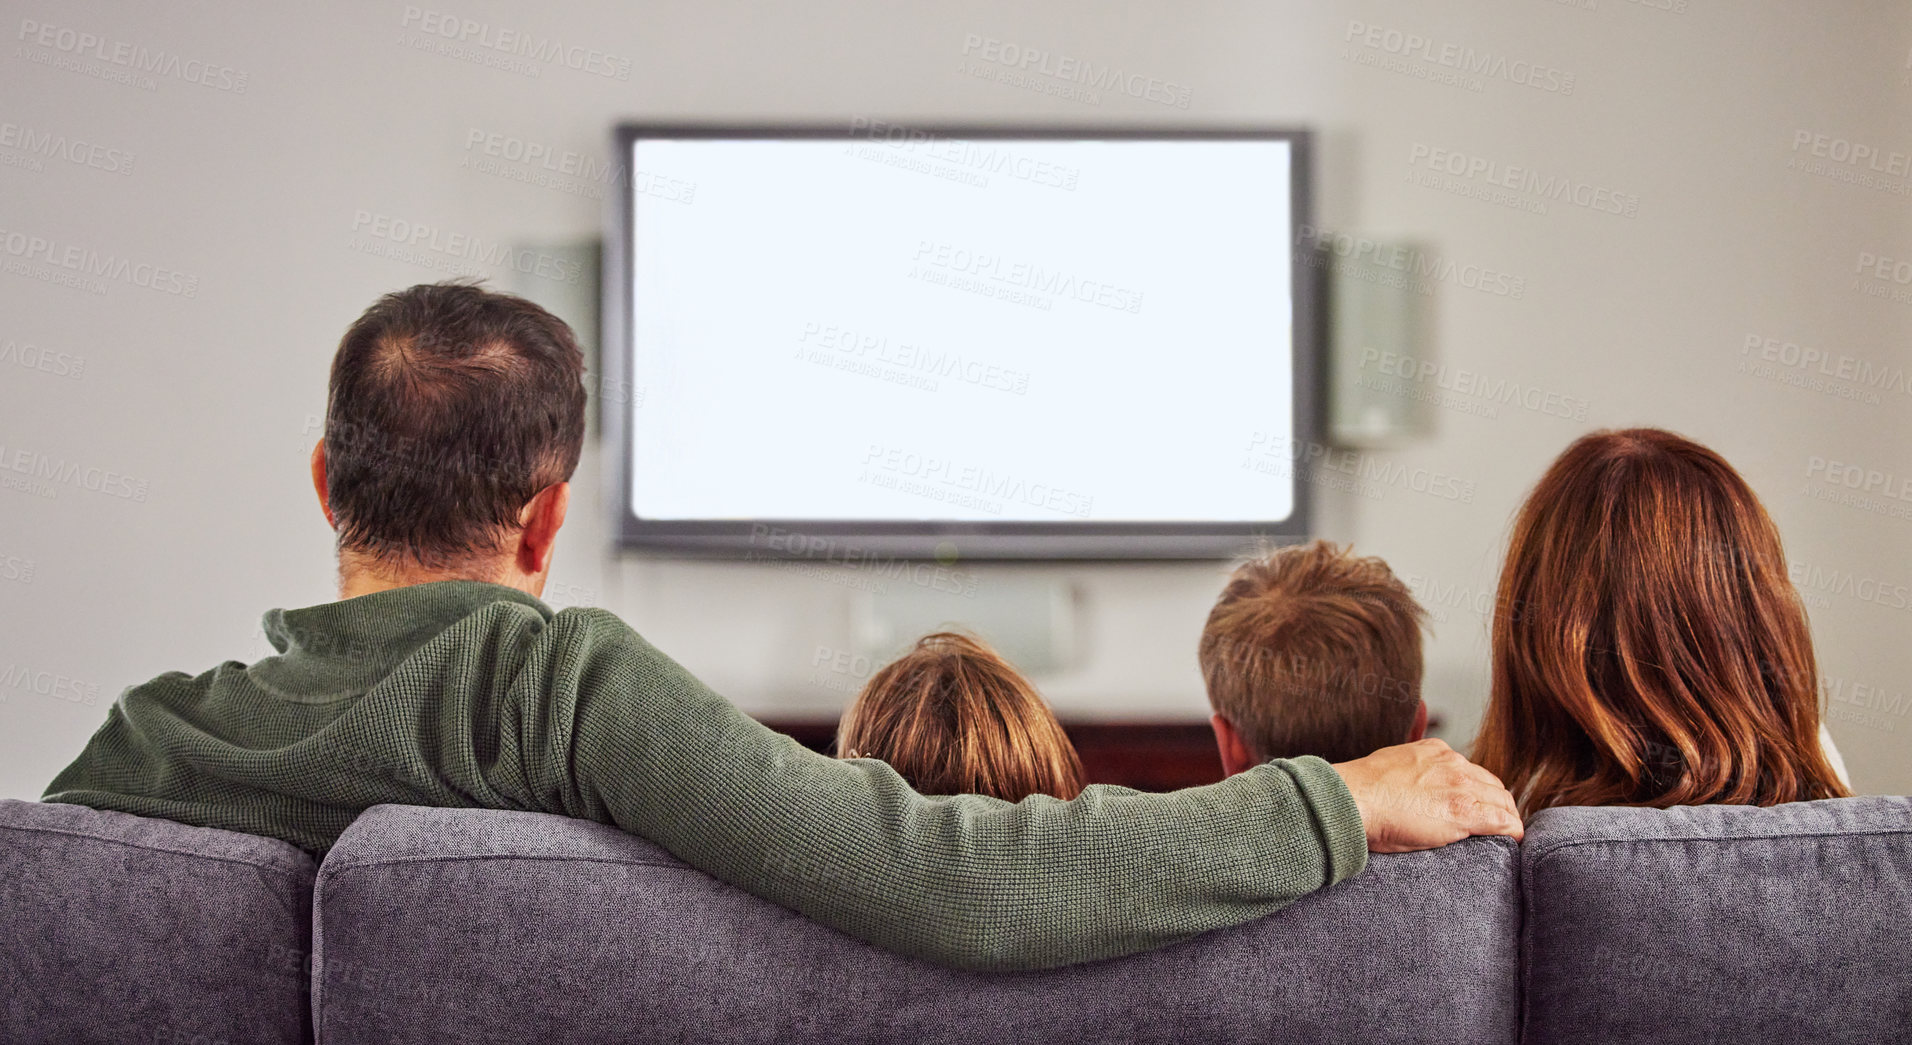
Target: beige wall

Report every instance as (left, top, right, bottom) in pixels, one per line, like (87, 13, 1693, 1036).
(2, 0, 1907, 799)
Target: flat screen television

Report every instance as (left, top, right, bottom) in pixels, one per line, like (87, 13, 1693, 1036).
(602, 123, 1318, 559)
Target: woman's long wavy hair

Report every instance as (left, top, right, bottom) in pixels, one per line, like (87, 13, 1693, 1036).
(1473, 428, 1849, 815)
(837, 632, 1085, 802)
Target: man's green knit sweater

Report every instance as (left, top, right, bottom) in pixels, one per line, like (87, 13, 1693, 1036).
(44, 580, 1368, 971)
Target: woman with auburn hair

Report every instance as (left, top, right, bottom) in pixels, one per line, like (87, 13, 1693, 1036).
(837, 632, 1086, 802)
(1473, 427, 1851, 816)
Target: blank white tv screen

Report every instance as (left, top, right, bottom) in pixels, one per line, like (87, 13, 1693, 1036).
(624, 131, 1300, 541)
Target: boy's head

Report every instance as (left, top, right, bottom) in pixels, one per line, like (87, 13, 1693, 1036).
(1199, 540, 1428, 773)
(837, 631, 1085, 802)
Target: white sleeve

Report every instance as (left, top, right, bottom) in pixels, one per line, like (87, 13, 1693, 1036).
(1818, 722, 1851, 789)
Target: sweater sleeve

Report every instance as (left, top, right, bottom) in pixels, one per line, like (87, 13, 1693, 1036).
(523, 609, 1368, 972)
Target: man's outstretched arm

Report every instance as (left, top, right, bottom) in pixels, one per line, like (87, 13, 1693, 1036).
(511, 610, 1521, 972)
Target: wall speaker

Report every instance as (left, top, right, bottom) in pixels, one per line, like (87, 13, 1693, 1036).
(1325, 238, 1436, 448)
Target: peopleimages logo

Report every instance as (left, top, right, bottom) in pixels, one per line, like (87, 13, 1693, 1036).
(1788, 560, 1912, 614)
(861, 444, 1095, 519)
(846, 117, 1081, 192)
(464, 129, 620, 180)
(1824, 676, 1909, 724)
(0, 338, 85, 378)
(747, 524, 980, 599)
(1856, 250, 1912, 285)
(15, 18, 250, 92)
(461, 129, 696, 203)
(1740, 334, 1908, 403)
(0, 443, 150, 502)
(349, 210, 587, 285)
(0, 227, 199, 297)
(1853, 250, 1912, 306)
(958, 34, 1192, 109)
(0, 121, 134, 175)
(1296, 224, 1526, 299)
(301, 414, 521, 485)
(398, 6, 633, 80)
(1399, 570, 1499, 625)
(1245, 432, 1477, 504)
(1406, 144, 1639, 217)
(0, 552, 35, 584)
(798, 320, 1032, 396)
(1342, 21, 1575, 94)
(1359, 348, 1591, 420)
(1805, 455, 1912, 503)
(1790, 131, 1911, 177)
(0, 664, 100, 707)
(909, 241, 1144, 314)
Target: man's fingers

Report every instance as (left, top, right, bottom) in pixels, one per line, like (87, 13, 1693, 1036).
(1436, 758, 1518, 812)
(1428, 746, 1521, 835)
(1478, 797, 1525, 840)
(1429, 782, 1524, 841)
(1454, 758, 1509, 793)
(1476, 777, 1520, 819)
(1463, 788, 1524, 840)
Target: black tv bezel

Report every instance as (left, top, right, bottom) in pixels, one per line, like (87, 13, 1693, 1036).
(603, 122, 1320, 561)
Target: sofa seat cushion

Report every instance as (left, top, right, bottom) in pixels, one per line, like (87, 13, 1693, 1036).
(0, 799, 317, 1045)
(1520, 796, 1912, 1045)
(313, 804, 1519, 1045)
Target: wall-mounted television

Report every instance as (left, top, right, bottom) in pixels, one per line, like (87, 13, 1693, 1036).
(602, 123, 1318, 559)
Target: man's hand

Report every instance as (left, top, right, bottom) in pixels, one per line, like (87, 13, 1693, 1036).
(1331, 738, 1524, 853)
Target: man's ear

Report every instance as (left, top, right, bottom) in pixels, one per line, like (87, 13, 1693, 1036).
(1210, 713, 1257, 778)
(516, 481, 571, 575)
(310, 441, 335, 529)
(1409, 699, 1428, 742)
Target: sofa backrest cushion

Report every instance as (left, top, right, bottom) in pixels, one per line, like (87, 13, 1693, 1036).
(1520, 796, 1912, 1045)
(0, 799, 317, 1045)
(312, 804, 1519, 1045)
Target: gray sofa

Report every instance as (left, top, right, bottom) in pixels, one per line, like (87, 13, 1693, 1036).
(2, 796, 1907, 1044)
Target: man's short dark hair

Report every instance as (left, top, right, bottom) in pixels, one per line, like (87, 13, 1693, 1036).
(325, 281, 586, 571)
